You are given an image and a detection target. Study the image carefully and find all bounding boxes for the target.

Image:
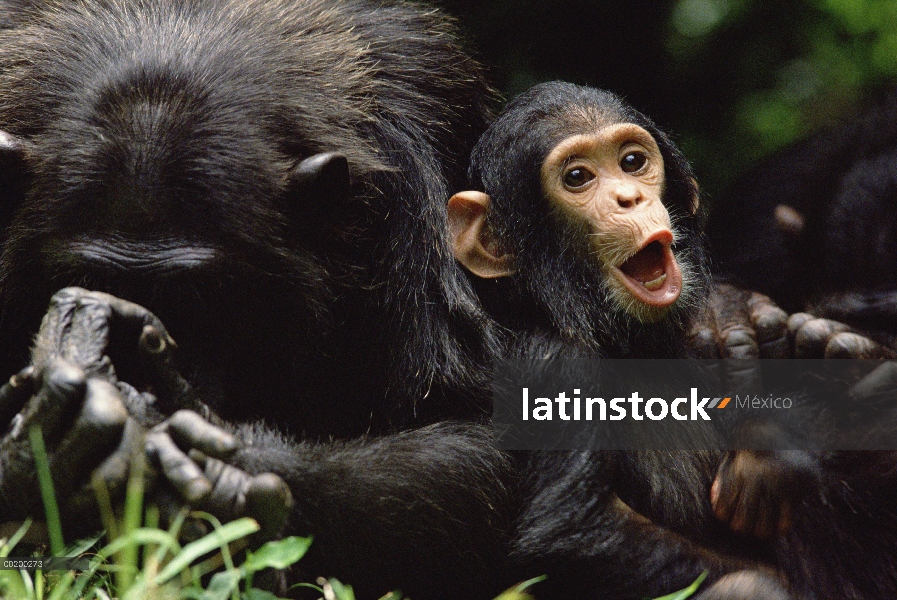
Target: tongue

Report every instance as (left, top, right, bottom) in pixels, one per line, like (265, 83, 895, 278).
(620, 242, 665, 283)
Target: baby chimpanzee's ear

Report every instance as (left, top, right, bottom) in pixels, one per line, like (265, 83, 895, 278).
(447, 190, 515, 278)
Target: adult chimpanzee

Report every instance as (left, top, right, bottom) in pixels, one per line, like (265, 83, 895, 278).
(707, 90, 897, 357)
(0, 0, 513, 597)
(449, 81, 897, 600)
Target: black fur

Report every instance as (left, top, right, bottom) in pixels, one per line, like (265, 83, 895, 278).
(0, 0, 498, 427)
(0, 0, 512, 597)
(469, 82, 897, 600)
(469, 82, 709, 359)
(465, 82, 773, 600)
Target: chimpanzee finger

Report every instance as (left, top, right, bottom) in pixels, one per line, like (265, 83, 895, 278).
(165, 410, 241, 460)
(189, 450, 292, 541)
(706, 285, 766, 391)
(89, 291, 176, 349)
(50, 379, 128, 495)
(30, 288, 83, 367)
(849, 361, 897, 401)
(729, 478, 764, 538)
(686, 322, 721, 359)
(793, 318, 850, 358)
(35, 288, 177, 384)
(0, 366, 36, 430)
(786, 313, 814, 343)
(30, 288, 119, 379)
(188, 450, 249, 519)
(65, 417, 152, 528)
(146, 428, 212, 503)
(62, 292, 117, 376)
(113, 379, 165, 427)
(246, 473, 293, 541)
(746, 293, 789, 358)
(713, 451, 783, 539)
(746, 484, 778, 540)
(766, 482, 797, 538)
(776, 500, 795, 536)
(710, 453, 741, 525)
(89, 417, 152, 502)
(14, 358, 87, 444)
(698, 571, 792, 600)
(709, 284, 760, 359)
(58, 289, 176, 382)
(788, 313, 816, 358)
(137, 326, 208, 416)
(824, 332, 897, 359)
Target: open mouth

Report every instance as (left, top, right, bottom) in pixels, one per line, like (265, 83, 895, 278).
(612, 231, 682, 308)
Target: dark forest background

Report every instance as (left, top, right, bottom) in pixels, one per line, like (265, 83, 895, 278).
(441, 0, 897, 200)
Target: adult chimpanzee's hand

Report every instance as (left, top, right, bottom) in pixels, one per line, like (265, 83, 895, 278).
(786, 312, 897, 358)
(692, 284, 895, 541)
(687, 283, 791, 361)
(0, 288, 291, 542)
(28, 287, 200, 423)
(0, 357, 142, 537)
(688, 282, 895, 360)
(0, 287, 168, 536)
(146, 410, 293, 542)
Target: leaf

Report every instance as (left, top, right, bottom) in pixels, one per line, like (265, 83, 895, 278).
(493, 591, 535, 600)
(0, 570, 30, 600)
(242, 589, 282, 600)
(493, 575, 546, 600)
(241, 537, 312, 575)
(66, 532, 105, 558)
(155, 518, 259, 585)
(29, 426, 64, 555)
(511, 575, 546, 592)
(200, 569, 242, 600)
(652, 572, 708, 600)
(0, 518, 32, 557)
(327, 578, 356, 600)
(45, 570, 76, 600)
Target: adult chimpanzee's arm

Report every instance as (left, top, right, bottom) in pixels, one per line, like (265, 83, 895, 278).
(0, 288, 515, 599)
(513, 452, 790, 600)
(211, 420, 513, 597)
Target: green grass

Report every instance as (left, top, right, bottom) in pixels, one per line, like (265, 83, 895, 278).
(0, 426, 703, 599)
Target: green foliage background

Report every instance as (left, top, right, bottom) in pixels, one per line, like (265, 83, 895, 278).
(443, 0, 897, 196)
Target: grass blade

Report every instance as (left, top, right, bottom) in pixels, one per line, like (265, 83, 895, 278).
(653, 572, 709, 600)
(116, 450, 147, 592)
(28, 426, 64, 555)
(154, 518, 259, 585)
(0, 518, 33, 557)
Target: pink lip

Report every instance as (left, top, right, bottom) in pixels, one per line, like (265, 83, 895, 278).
(612, 230, 682, 308)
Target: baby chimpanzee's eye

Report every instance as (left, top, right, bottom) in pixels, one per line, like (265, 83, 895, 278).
(621, 152, 647, 173)
(563, 167, 595, 189)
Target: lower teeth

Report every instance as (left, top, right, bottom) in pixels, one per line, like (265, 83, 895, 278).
(642, 273, 667, 291)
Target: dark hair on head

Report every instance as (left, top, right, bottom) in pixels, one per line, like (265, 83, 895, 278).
(465, 81, 707, 355)
(468, 81, 700, 247)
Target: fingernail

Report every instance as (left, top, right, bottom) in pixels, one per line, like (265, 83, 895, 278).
(140, 325, 166, 354)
